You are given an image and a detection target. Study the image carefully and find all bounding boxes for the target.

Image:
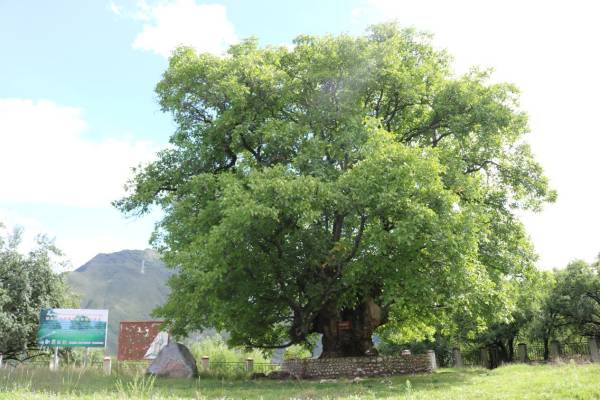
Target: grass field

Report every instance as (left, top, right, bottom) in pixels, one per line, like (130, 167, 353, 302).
(1, 363, 599, 399)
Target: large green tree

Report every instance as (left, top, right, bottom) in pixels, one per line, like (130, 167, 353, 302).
(116, 24, 554, 357)
(0, 225, 71, 360)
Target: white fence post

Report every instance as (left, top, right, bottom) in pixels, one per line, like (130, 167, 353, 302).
(517, 343, 528, 363)
(589, 337, 600, 363)
(201, 356, 209, 371)
(103, 356, 112, 375)
(550, 340, 561, 361)
(452, 347, 463, 368)
(427, 350, 437, 370)
(480, 347, 489, 368)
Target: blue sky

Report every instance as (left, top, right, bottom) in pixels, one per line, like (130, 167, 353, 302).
(1, 0, 600, 270)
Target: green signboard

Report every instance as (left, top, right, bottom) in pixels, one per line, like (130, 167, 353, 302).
(37, 308, 108, 348)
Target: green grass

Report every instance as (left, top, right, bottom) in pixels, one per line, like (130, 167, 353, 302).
(1, 363, 600, 399)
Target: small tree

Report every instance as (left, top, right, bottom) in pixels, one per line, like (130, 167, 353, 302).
(475, 270, 555, 362)
(551, 259, 600, 338)
(0, 225, 72, 360)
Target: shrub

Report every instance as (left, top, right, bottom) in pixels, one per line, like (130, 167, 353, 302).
(188, 335, 271, 379)
(283, 344, 311, 360)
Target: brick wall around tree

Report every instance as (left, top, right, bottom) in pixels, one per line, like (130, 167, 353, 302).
(281, 351, 436, 379)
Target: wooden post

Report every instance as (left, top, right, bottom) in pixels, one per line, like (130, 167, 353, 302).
(245, 358, 254, 372)
(427, 350, 437, 370)
(0, 353, 3, 368)
(452, 347, 463, 368)
(589, 337, 600, 363)
(103, 356, 112, 375)
(201, 356, 209, 371)
(517, 343, 528, 363)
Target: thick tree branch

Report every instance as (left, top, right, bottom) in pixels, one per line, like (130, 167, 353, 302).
(464, 159, 500, 174)
(187, 103, 214, 125)
(344, 214, 367, 263)
(332, 213, 345, 242)
(239, 133, 263, 163)
(246, 339, 295, 349)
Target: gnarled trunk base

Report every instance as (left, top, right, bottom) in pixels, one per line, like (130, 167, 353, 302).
(316, 297, 383, 358)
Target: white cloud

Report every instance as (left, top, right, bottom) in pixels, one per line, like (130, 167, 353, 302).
(0, 99, 157, 208)
(108, 1, 123, 16)
(131, 0, 237, 57)
(353, 0, 600, 269)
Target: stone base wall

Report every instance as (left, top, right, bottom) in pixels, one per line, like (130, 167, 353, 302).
(282, 353, 434, 379)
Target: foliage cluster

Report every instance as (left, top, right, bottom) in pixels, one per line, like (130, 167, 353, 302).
(0, 224, 74, 361)
(382, 255, 600, 365)
(189, 335, 269, 365)
(282, 343, 312, 360)
(187, 335, 273, 378)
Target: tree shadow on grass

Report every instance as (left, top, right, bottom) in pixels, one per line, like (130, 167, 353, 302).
(0, 366, 491, 399)
(184, 368, 491, 399)
(340, 368, 490, 399)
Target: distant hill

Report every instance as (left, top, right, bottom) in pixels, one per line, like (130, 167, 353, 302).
(67, 249, 173, 355)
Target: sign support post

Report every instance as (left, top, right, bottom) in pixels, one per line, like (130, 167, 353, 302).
(49, 346, 59, 371)
(83, 347, 89, 368)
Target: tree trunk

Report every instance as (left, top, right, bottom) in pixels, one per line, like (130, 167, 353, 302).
(316, 297, 383, 358)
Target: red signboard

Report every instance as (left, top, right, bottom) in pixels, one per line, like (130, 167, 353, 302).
(337, 321, 352, 331)
(117, 320, 165, 361)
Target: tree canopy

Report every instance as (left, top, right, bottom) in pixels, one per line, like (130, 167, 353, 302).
(0, 225, 72, 360)
(115, 24, 554, 357)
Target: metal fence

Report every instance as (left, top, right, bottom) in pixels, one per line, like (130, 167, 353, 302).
(4, 359, 104, 370)
(523, 343, 546, 362)
(562, 342, 590, 358)
(113, 360, 150, 376)
(201, 361, 280, 376)
(461, 348, 481, 367)
(513, 341, 591, 363)
(5, 358, 280, 377)
(253, 362, 281, 374)
(454, 339, 594, 369)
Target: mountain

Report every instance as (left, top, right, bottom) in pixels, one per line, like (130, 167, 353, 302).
(67, 249, 173, 355)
